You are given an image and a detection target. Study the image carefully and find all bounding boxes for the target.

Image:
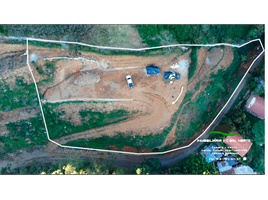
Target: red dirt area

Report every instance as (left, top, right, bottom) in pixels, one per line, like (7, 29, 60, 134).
(29, 44, 242, 152)
(122, 146, 138, 153)
(27, 45, 191, 138)
(107, 145, 118, 151)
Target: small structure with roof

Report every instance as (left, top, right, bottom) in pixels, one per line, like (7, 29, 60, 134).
(224, 132, 252, 157)
(221, 165, 256, 175)
(145, 65, 160, 76)
(244, 94, 265, 119)
(217, 155, 238, 173)
(201, 143, 223, 163)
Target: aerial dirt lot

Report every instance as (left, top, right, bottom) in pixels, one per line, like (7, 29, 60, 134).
(25, 43, 245, 152)
(2, 41, 260, 153)
(28, 45, 190, 137)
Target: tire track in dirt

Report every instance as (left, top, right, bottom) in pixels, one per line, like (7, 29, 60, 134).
(188, 47, 208, 86)
(157, 101, 190, 149)
(45, 92, 171, 152)
(0, 107, 38, 125)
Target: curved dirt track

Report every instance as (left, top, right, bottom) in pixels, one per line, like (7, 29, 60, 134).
(48, 92, 172, 148)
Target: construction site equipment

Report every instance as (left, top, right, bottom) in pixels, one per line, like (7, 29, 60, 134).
(164, 71, 180, 80)
(146, 65, 160, 75)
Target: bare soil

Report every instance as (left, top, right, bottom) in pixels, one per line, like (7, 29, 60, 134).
(26, 45, 190, 139)
(0, 43, 238, 153)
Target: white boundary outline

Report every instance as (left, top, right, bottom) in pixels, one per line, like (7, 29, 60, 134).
(26, 38, 265, 155)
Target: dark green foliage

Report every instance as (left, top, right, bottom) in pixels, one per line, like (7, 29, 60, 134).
(246, 77, 257, 90)
(169, 154, 218, 174)
(0, 158, 128, 175)
(220, 108, 264, 174)
(134, 158, 165, 174)
(28, 40, 62, 49)
(0, 77, 38, 112)
(136, 25, 262, 46)
(1, 114, 47, 153)
(252, 120, 265, 145)
(0, 101, 131, 155)
(223, 109, 253, 138)
(2, 25, 94, 40)
(0, 25, 8, 36)
(65, 131, 168, 150)
(251, 59, 264, 80)
(43, 104, 131, 140)
(248, 142, 265, 174)
(188, 47, 198, 80)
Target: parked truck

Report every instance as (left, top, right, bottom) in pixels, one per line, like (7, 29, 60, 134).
(126, 75, 133, 88)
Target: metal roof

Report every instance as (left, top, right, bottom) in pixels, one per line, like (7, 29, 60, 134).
(224, 133, 253, 157)
(201, 144, 223, 163)
(245, 94, 265, 119)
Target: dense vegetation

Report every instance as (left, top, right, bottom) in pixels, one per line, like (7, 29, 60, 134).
(0, 154, 217, 175)
(136, 25, 264, 46)
(0, 25, 94, 41)
(218, 54, 265, 174)
(174, 47, 243, 142)
(188, 47, 199, 80)
(0, 78, 38, 112)
(0, 102, 132, 157)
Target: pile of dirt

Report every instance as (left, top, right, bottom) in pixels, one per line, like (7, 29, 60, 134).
(74, 71, 101, 86)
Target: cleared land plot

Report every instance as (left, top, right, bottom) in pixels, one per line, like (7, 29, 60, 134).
(0, 40, 263, 154)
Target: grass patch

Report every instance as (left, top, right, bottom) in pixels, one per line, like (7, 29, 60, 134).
(174, 48, 243, 143)
(0, 103, 133, 156)
(0, 77, 39, 112)
(65, 132, 168, 150)
(188, 47, 199, 80)
(136, 25, 262, 46)
(43, 104, 132, 140)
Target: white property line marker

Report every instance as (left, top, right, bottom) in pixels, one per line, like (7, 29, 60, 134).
(172, 86, 184, 105)
(26, 38, 265, 155)
(43, 98, 134, 103)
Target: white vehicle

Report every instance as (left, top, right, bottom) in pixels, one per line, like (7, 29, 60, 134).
(126, 75, 133, 88)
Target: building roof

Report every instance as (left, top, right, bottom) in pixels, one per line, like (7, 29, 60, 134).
(220, 165, 257, 175)
(224, 133, 253, 157)
(245, 94, 265, 119)
(201, 144, 223, 163)
(217, 155, 238, 173)
(221, 168, 236, 175)
(234, 165, 257, 174)
(201, 143, 218, 157)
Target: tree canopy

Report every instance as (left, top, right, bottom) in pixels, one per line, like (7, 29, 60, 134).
(252, 120, 265, 145)
(169, 154, 218, 174)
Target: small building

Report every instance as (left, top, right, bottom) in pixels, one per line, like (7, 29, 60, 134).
(201, 143, 223, 163)
(217, 155, 238, 173)
(221, 165, 256, 175)
(224, 133, 252, 157)
(234, 165, 257, 174)
(244, 94, 265, 119)
(146, 65, 160, 76)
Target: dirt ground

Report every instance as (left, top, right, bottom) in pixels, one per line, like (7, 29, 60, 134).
(27, 45, 190, 138)
(159, 46, 235, 148)
(0, 43, 240, 152)
(0, 107, 39, 136)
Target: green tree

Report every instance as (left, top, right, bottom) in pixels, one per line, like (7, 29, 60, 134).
(169, 154, 218, 174)
(227, 109, 253, 138)
(252, 120, 265, 145)
(246, 77, 257, 90)
(134, 158, 164, 175)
